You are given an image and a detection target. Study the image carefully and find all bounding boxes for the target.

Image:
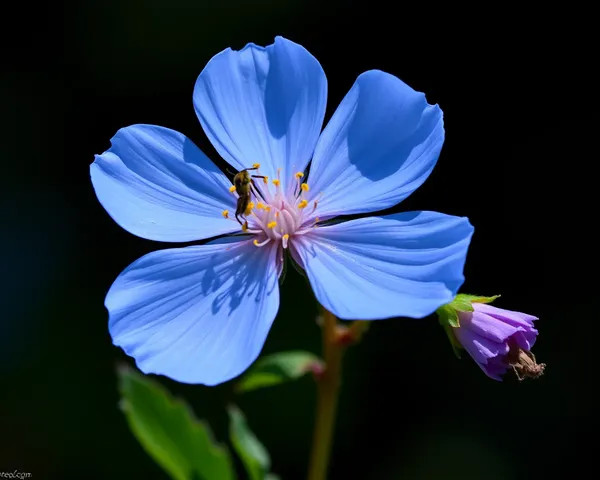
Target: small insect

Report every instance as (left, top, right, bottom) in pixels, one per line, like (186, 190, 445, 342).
(232, 166, 266, 225)
(508, 347, 546, 381)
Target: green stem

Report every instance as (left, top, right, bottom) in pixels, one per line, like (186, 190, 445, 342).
(307, 308, 344, 480)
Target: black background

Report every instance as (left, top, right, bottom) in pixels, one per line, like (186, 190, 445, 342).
(2, 1, 592, 479)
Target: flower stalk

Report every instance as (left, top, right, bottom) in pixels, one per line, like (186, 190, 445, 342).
(307, 308, 344, 480)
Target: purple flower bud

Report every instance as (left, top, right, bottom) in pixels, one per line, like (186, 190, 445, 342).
(453, 303, 545, 381)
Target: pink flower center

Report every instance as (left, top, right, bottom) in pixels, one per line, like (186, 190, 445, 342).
(223, 165, 322, 249)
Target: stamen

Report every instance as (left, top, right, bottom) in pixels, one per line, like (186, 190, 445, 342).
(229, 185, 236, 193)
(222, 209, 229, 219)
(252, 163, 261, 169)
(312, 191, 324, 213)
(253, 238, 271, 247)
(247, 172, 322, 245)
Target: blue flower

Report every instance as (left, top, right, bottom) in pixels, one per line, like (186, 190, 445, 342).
(91, 37, 474, 385)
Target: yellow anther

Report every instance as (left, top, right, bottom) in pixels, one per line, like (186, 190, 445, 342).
(253, 237, 271, 248)
(298, 199, 309, 209)
(275, 211, 280, 218)
(229, 185, 236, 193)
(272, 179, 280, 187)
(295, 172, 304, 179)
(301, 183, 309, 191)
(314, 217, 320, 223)
(265, 206, 271, 212)
(267, 221, 277, 229)
(222, 209, 229, 219)
(256, 202, 265, 210)
(252, 163, 261, 169)
(242, 222, 248, 232)
(282, 234, 290, 241)
(263, 176, 269, 184)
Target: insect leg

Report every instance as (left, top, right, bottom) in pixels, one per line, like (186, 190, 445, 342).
(249, 180, 266, 202)
(235, 196, 247, 225)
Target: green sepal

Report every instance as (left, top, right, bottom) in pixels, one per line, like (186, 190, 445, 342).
(235, 351, 323, 394)
(437, 294, 501, 328)
(117, 365, 236, 480)
(228, 405, 272, 480)
(436, 304, 461, 328)
(442, 324, 463, 359)
(456, 293, 501, 305)
(437, 294, 500, 358)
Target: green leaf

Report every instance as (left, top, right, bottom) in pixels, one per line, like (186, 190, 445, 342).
(235, 351, 322, 393)
(228, 405, 271, 480)
(118, 365, 236, 480)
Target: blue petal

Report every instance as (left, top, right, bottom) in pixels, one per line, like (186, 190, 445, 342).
(106, 238, 280, 385)
(291, 211, 473, 320)
(307, 70, 444, 218)
(91, 124, 239, 242)
(194, 36, 327, 195)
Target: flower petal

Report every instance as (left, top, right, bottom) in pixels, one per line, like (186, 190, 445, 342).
(511, 330, 538, 351)
(194, 36, 327, 195)
(106, 238, 280, 385)
(307, 70, 443, 218)
(467, 311, 522, 343)
(91, 124, 238, 242)
(290, 211, 473, 320)
(481, 357, 510, 381)
(454, 327, 509, 363)
(474, 303, 539, 327)
(453, 328, 509, 381)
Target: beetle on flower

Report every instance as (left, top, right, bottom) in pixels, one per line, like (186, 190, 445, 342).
(91, 37, 474, 385)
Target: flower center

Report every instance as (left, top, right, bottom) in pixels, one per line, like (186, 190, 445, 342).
(222, 165, 321, 249)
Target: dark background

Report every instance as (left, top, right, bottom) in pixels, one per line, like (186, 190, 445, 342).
(2, 1, 592, 479)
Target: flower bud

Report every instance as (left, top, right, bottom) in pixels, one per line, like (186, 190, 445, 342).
(437, 294, 545, 381)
